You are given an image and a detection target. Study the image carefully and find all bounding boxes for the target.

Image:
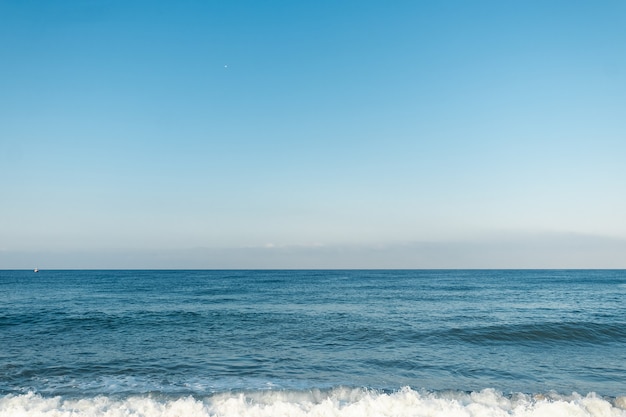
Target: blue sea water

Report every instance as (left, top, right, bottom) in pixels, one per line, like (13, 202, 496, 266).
(1, 269, 625, 416)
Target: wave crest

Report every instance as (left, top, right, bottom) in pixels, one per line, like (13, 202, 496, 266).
(2, 388, 626, 417)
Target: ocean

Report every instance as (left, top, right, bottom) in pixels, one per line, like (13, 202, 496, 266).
(1, 269, 625, 416)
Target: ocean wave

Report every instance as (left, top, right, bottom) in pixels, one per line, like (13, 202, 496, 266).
(1, 388, 625, 417)
(442, 321, 626, 344)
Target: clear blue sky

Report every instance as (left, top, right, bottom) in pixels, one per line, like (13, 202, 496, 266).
(1, 0, 625, 268)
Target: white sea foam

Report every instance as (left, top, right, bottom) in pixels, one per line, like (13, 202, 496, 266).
(2, 388, 626, 417)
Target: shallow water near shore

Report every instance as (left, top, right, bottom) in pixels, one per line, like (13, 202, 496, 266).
(1, 269, 625, 416)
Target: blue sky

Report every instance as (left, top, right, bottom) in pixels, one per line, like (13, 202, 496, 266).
(1, 0, 625, 268)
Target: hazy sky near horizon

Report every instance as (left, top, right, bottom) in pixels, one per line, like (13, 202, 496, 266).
(1, 0, 625, 268)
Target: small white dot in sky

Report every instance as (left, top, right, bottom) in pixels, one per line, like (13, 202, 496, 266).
(224, 65, 228, 68)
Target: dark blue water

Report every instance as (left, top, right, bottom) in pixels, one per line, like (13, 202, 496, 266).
(1, 270, 625, 416)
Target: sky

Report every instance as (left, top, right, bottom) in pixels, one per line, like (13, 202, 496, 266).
(1, 0, 625, 269)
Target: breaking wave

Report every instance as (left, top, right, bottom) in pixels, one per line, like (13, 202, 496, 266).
(2, 387, 626, 417)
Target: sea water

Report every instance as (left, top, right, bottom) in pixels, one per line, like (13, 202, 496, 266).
(1, 269, 625, 416)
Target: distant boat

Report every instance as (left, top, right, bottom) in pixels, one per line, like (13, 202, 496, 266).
(34, 268, 39, 273)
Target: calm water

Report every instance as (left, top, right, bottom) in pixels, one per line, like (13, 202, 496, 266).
(1, 269, 625, 416)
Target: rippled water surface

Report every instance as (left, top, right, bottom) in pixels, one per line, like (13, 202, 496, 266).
(1, 269, 625, 405)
